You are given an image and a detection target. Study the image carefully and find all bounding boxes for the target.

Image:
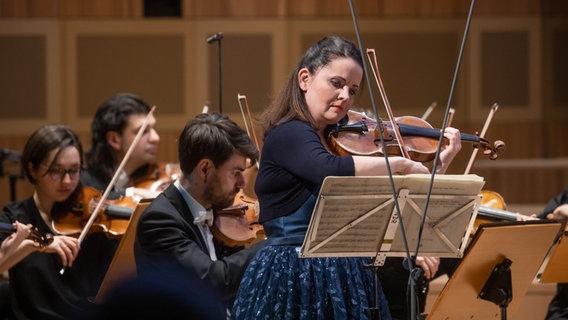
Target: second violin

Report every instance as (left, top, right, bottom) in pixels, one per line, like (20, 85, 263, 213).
(52, 186, 135, 238)
(211, 189, 265, 248)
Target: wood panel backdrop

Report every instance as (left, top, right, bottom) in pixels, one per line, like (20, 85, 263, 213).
(1, 1, 567, 319)
(0, 0, 567, 209)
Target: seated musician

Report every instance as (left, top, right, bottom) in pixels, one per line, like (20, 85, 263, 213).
(134, 113, 265, 318)
(0, 124, 116, 319)
(538, 186, 568, 320)
(0, 221, 33, 273)
(81, 92, 160, 200)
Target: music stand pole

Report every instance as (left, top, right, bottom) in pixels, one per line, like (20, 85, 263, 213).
(363, 260, 382, 320)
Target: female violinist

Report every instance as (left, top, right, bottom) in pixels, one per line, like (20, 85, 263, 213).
(0, 124, 116, 319)
(232, 36, 462, 320)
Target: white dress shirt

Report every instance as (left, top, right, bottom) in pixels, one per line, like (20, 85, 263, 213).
(174, 179, 217, 261)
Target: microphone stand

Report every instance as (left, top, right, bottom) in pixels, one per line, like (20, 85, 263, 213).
(217, 38, 222, 113)
(410, 0, 477, 319)
(348, 1, 413, 319)
(349, 0, 477, 318)
(207, 32, 223, 113)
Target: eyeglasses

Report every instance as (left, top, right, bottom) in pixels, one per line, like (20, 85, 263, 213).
(43, 166, 81, 181)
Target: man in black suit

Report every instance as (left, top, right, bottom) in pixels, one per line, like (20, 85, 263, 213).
(134, 113, 265, 318)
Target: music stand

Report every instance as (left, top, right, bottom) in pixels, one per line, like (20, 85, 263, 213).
(300, 174, 485, 262)
(426, 220, 564, 319)
(95, 198, 152, 303)
(538, 224, 568, 283)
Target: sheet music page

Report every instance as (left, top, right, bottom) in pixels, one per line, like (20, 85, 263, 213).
(301, 174, 485, 258)
(319, 174, 484, 196)
(399, 173, 485, 196)
(389, 195, 478, 255)
(389, 174, 485, 256)
(303, 195, 395, 256)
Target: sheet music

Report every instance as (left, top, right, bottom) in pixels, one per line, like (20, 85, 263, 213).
(304, 194, 394, 255)
(320, 174, 484, 196)
(389, 194, 478, 256)
(300, 174, 485, 258)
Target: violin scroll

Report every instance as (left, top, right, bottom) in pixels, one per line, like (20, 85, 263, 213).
(478, 138, 506, 160)
(0, 222, 54, 248)
(29, 229, 54, 249)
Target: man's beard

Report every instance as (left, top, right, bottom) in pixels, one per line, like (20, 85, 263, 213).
(204, 175, 235, 211)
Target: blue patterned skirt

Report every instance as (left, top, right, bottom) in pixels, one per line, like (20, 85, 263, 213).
(232, 245, 391, 320)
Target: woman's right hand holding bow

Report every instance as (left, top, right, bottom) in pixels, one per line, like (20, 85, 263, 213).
(41, 235, 80, 268)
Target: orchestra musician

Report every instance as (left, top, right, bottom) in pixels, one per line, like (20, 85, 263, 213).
(231, 36, 462, 320)
(80, 92, 160, 200)
(0, 221, 33, 273)
(539, 186, 568, 320)
(0, 222, 33, 318)
(133, 112, 266, 319)
(0, 124, 116, 319)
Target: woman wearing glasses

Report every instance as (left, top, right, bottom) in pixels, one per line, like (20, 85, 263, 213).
(0, 124, 116, 319)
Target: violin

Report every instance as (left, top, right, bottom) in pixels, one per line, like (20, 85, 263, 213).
(51, 186, 135, 238)
(58, 107, 156, 275)
(211, 158, 265, 247)
(127, 162, 181, 199)
(211, 189, 265, 248)
(328, 110, 506, 163)
(472, 190, 536, 233)
(0, 222, 54, 248)
(208, 95, 266, 248)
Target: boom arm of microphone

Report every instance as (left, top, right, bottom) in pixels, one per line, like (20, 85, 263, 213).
(207, 32, 223, 44)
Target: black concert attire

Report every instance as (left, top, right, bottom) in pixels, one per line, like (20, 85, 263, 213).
(539, 186, 568, 320)
(0, 197, 115, 320)
(134, 182, 264, 317)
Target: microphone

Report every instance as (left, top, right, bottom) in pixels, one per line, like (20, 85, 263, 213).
(206, 32, 223, 44)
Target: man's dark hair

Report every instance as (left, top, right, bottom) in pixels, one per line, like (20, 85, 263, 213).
(178, 113, 258, 175)
(86, 93, 151, 182)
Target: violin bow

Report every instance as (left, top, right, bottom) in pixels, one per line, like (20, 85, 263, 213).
(237, 94, 261, 169)
(447, 107, 455, 127)
(366, 49, 411, 159)
(60, 106, 157, 274)
(421, 101, 437, 121)
(202, 102, 210, 114)
(464, 102, 499, 174)
(237, 94, 261, 152)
